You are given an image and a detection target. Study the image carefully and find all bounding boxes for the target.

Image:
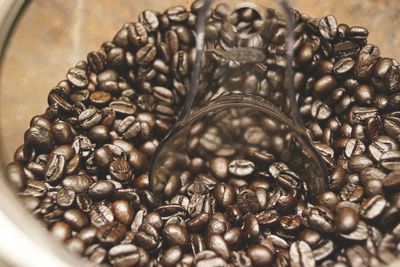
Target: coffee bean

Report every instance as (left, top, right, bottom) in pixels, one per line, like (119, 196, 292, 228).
(6, 162, 27, 191)
(44, 153, 66, 183)
(65, 237, 85, 255)
(160, 245, 183, 267)
(163, 223, 189, 247)
(289, 241, 315, 267)
(360, 195, 386, 220)
(24, 126, 55, 153)
(135, 223, 160, 250)
(56, 187, 76, 208)
(303, 206, 334, 233)
(335, 206, 359, 234)
(97, 222, 127, 246)
(207, 234, 230, 260)
(111, 200, 134, 225)
(109, 101, 136, 116)
(345, 245, 369, 267)
(383, 171, 400, 190)
(67, 67, 88, 88)
(245, 244, 273, 267)
(340, 221, 368, 241)
(228, 159, 255, 177)
(139, 10, 159, 32)
(51, 221, 72, 243)
(313, 239, 334, 262)
(333, 57, 354, 75)
(109, 160, 133, 183)
(167, 6, 188, 22)
(209, 157, 229, 180)
(63, 208, 89, 230)
(319, 16, 337, 40)
(214, 183, 235, 208)
(90, 204, 114, 227)
(136, 44, 157, 66)
(108, 244, 140, 267)
(380, 150, 400, 171)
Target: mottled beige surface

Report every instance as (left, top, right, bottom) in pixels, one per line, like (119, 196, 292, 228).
(1, 0, 400, 161)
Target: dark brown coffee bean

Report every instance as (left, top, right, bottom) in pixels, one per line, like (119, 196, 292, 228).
(360, 195, 386, 220)
(333, 57, 354, 75)
(209, 157, 229, 180)
(303, 206, 334, 233)
(289, 241, 315, 267)
(44, 153, 66, 183)
(136, 44, 157, 66)
(335, 206, 359, 234)
(311, 100, 332, 120)
(112, 200, 134, 225)
(6, 162, 27, 191)
(97, 222, 127, 246)
(207, 234, 230, 260)
(109, 101, 136, 116)
(340, 221, 368, 241)
(380, 150, 400, 171)
(116, 116, 141, 140)
(187, 213, 209, 232)
(67, 67, 88, 88)
(88, 180, 115, 200)
(24, 126, 55, 153)
(62, 174, 94, 193)
(214, 183, 235, 208)
(223, 227, 242, 249)
(340, 183, 364, 202)
(90, 204, 114, 227)
(56, 187, 76, 208)
(127, 22, 148, 46)
(383, 171, 400, 190)
(163, 223, 189, 247)
(319, 16, 337, 40)
(139, 10, 159, 32)
(109, 160, 133, 183)
(348, 154, 373, 172)
(298, 229, 322, 249)
(244, 214, 260, 241)
(161, 245, 183, 267)
(279, 215, 302, 232)
(164, 175, 182, 199)
(313, 239, 334, 262)
(246, 244, 274, 267)
(345, 245, 369, 267)
(313, 75, 336, 95)
(63, 208, 89, 230)
(65, 237, 85, 255)
(79, 108, 102, 129)
(108, 244, 140, 267)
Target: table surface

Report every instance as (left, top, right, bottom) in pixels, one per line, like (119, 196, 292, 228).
(1, 0, 400, 161)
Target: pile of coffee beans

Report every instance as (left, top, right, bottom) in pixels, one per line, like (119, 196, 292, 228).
(5, 1, 400, 266)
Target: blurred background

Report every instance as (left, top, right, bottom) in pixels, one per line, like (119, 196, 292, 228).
(1, 0, 400, 162)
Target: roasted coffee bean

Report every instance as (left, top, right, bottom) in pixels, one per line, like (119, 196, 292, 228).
(319, 16, 337, 40)
(90, 204, 114, 227)
(51, 221, 72, 243)
(65, 237, 85, 255)
(360, 195, 386, 220)
(303, 206, 334, 233)
(135, 223, 160, 250)
(313, 239, 334, 262)
(279, 215, 302, 232)
(228, 159, 255, 177)
(139, 10, 159, 32)
(163, 223, 189, 247)
(214, 183, 235, 208)
(67, 67, 88, 88)
(167, 5, 188, 22)
(109, 160, 133, 183)
(209, 157, 229, 180)
(6, 162, 27, 191)
(380, 150, 400, 171)
(160, 245, 183, 267)
(111, 200, 134, 225)
(79, 108, 102, 129)
(335, 206, 359, 234)
(340, 183, 364, 202)
(383, 171, 400, 190)
(289, 241, 315, 267)
(63, 208, 89, 230)
(298, 229, 322, 249)
(109, 101, 136, 116)
(44, 153, 66, 183)
(136, 44, 157, 66)
(88, 180, 115, 200)
(108, 244, 140, 267)
(340, 221, 368, 241)
(207, 234, 230, 260)
(97, 222, 127, 246)
(246, 244, 274, 267)
(333, 57, 354, 75)
(116, 116, 141, 140)
(56, 187, 76, 208)
(24, 126, 54, 153)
